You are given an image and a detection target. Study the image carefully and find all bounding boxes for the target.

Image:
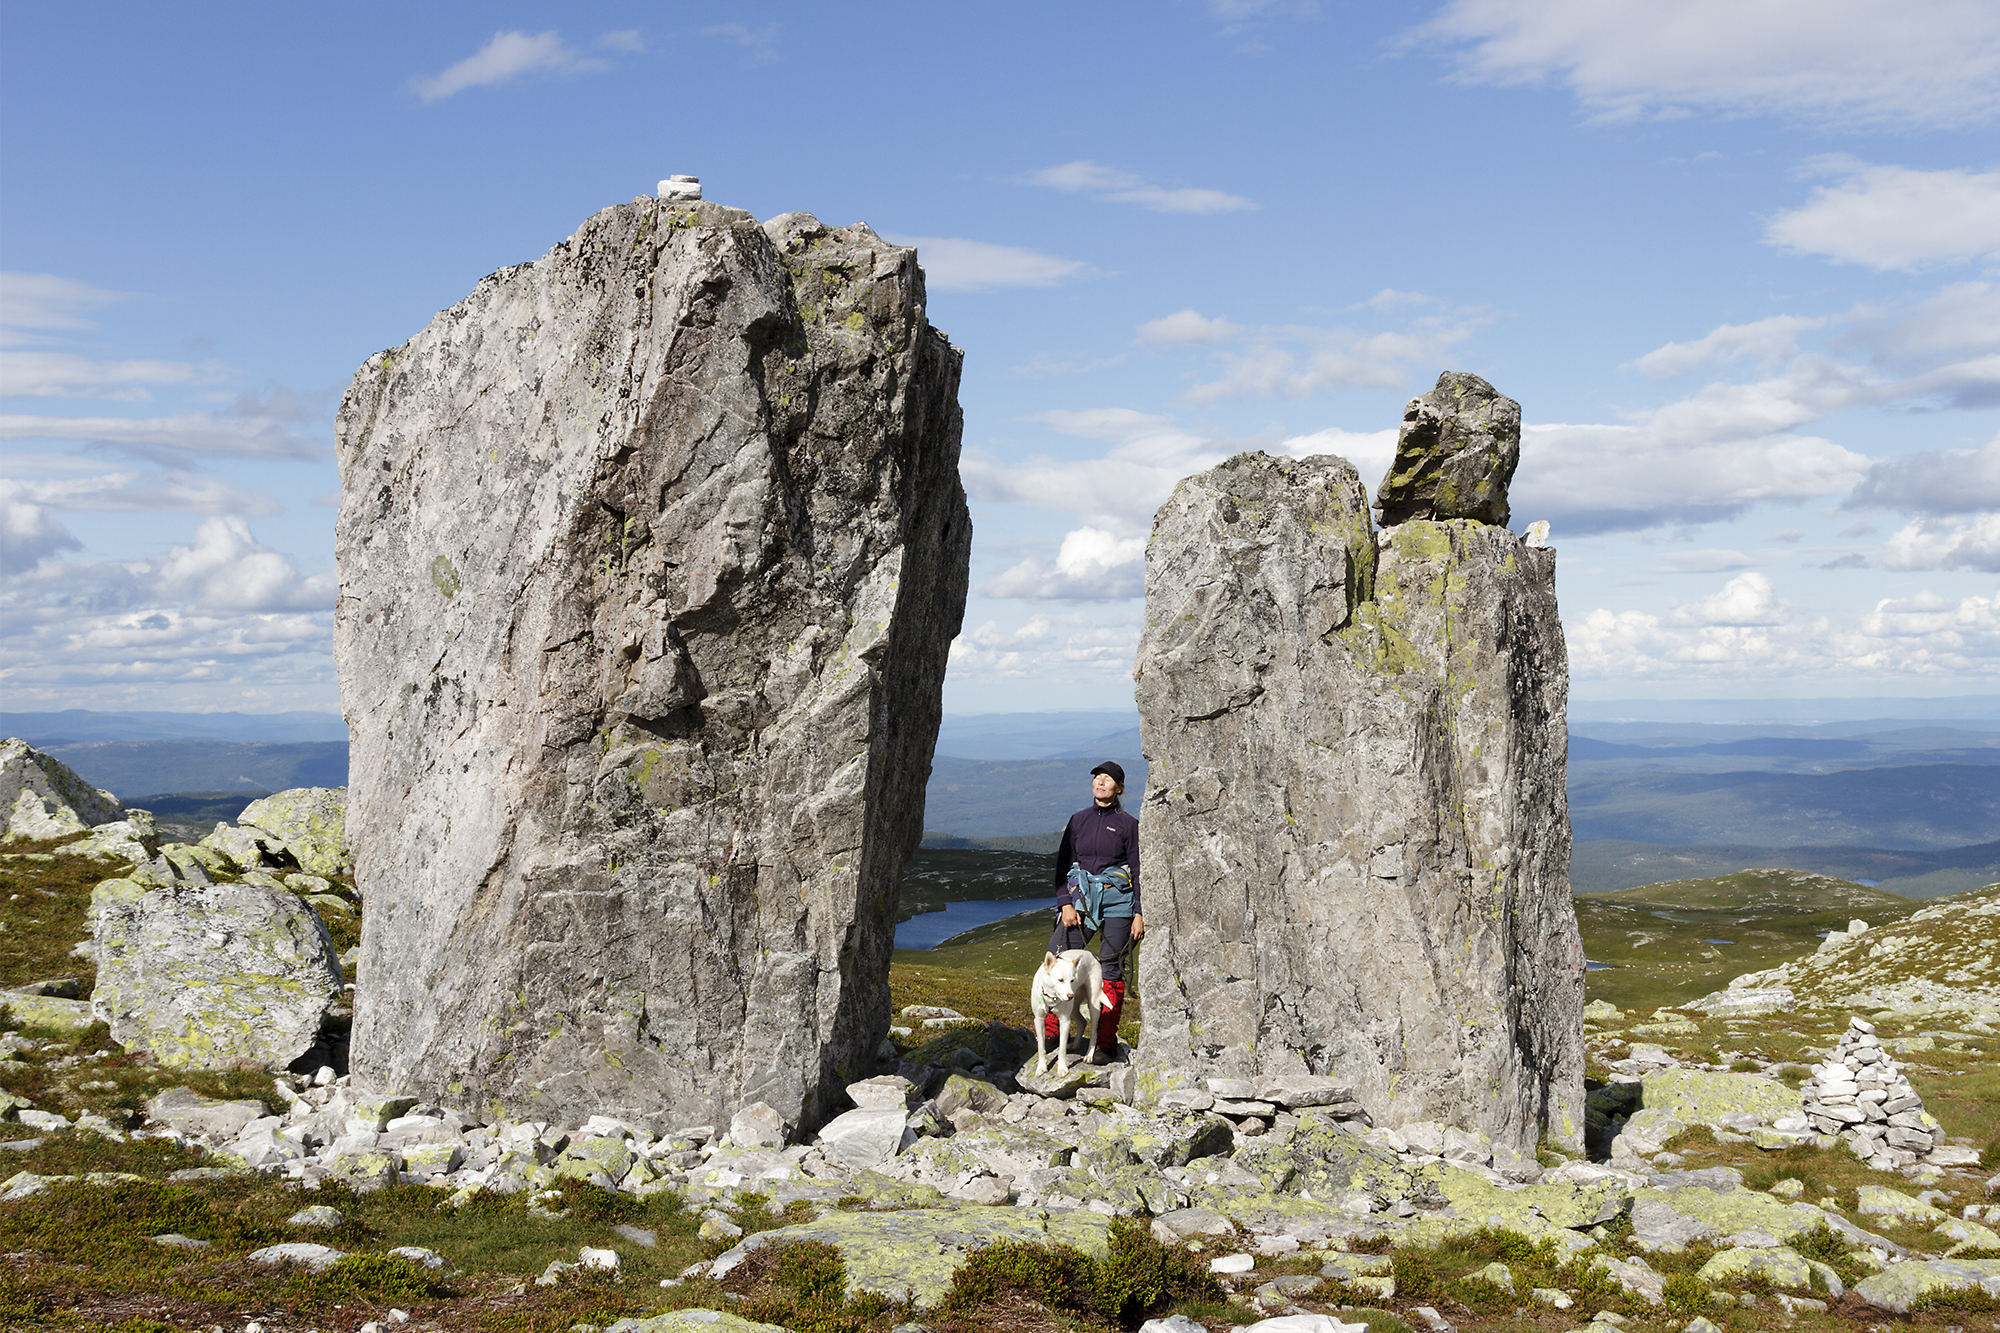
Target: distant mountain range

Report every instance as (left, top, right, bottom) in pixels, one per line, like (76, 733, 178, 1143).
(17, 704, 2000, 901)
(2, 709, 348, 745)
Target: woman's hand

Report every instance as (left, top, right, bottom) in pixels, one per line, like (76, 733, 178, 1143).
(1059, 903, 1081, 928)
(1131, 913, 1145, 941)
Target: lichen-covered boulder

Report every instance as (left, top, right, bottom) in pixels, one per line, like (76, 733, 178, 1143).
(238, 788, 349, 880)
(1374, 371, 1521, 526)
(1134, 446, 1583, 1155)
(1, 738, 122, 842)
(335, 197, 969, 1135)
(1638, 1069, 1802, 1126)
(91, 879, 342, 1070)
(58, 812, 159, 863)
(0, 993, 96, 1035)
(1854, 1258, 2000, 1313)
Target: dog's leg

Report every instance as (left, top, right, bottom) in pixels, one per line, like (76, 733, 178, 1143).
(1081, 982, 1100, 1067)
(1032, 991, 1049, 1074)
(1055, 1005, 1071, 1076)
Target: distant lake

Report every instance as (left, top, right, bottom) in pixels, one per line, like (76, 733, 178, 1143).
(895, 899, 1047, 950)
(1585, 960, 1616, 971)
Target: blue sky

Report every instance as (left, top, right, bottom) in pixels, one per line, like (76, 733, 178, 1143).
(3, 1, 1998, 716)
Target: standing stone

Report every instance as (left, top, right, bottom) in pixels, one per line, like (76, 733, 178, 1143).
(335, 198, 969, 1135)
(1374, 371, 1520, 527)
(1133, 413, 1582, 1155)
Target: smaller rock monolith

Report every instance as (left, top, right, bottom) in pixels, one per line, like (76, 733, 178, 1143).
(1373, 371, 1521, 526)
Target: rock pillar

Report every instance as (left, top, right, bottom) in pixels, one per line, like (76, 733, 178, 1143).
(334, 199, 970, 1134)
(1133, 373, 1583, 1154)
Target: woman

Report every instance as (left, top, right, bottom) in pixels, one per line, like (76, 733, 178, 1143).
(1047, 760, 1144, 1064)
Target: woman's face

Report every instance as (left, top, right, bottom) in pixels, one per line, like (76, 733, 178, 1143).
(1092, 772, 1117, 803)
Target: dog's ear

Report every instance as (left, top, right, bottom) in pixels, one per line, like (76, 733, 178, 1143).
(1043, 952, 1059, 967)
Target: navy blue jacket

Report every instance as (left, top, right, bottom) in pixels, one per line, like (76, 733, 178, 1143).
(1053, 802, 1142, 916)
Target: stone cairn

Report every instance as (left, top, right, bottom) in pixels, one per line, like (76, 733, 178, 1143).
(1799, 1017, 1946, 1169)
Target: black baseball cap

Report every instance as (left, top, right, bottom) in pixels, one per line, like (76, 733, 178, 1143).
(1091, 760, 1126, 785)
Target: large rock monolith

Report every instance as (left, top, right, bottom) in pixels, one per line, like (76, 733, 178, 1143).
(334, 198, 970, 1133)
(1133, 373, 1583, 1154)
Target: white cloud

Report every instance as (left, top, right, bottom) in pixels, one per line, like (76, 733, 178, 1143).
(1880, 514, 2000, 571)
(1028, 160, 1256, 214)
(1850, 433, 2000, 515)
(1417, 0, 2000, 129)
(1668, 571, 1785, 625)
(1135, 309, 1242, 345)
(411, 30, 610, 103)
(1182, 312, 1488, 404)
(1571, 580, 2000, 682)
(987, 527, 1148, 600)
(702, 24, 780, 60)
(1630, 315, 1826, 378)
(1657, 548, 1758, 574)
(0, 350, 212, 399)
(3, 470, 282, 518)
(0, 482, 81, 574)
(598, 30, 645, 53)
(0, 412, 323, 463)
(0, 272, 128, 336)
(948, 610, 1142, 681)
(887, 237, 1088, 293)
(1276, 425, 1398, 483)
(0, 516, 337, 699)
(152, 517, 336, 612)
(960, 411, 1222, 534)
(1517, 418, 1870, 533)
(1766, 157, 2000, 270)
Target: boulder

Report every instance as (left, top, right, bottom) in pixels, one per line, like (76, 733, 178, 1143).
(1, 993, 96, 1035)
(1638, 1068, 1801, 1127)
(815, 1107, 912, 1172)
(335, 199, 970, 1135)
(1133, 445, 1583, 1155)
(91, 878, 342, 1070)
(238, 788, 351, 880)
(59, 813, 159, 863)
(1373, 371, 1521, 527)
(144, 1088, 268, 1141)
(1853, 1258, 2000, 1313)
(0, 738, 121, 842)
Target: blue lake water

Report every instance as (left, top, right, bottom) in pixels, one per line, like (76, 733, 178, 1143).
(1585, 960, 1616, 970)
(895, 899, 1048, 950)
(1701, 938, 1734, 944)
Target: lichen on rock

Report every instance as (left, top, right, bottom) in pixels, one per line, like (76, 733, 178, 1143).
(1133, 417, 1582, 1155)
(90, 877, 342, 1070)
(334, 198, 969, 1134)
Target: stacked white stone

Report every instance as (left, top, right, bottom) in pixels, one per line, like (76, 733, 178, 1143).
(1799, 1017, 1946, 1169)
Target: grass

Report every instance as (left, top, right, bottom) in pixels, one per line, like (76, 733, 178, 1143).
(1574, 868, 1922, 1008)
(0, 832, 107, 992)
(890, 912, 1146, 1047)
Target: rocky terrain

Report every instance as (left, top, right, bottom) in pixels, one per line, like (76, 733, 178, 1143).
(1, 740, 1999, 1331)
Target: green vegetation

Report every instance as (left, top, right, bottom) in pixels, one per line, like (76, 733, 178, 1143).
(1574, 867, 1920, 1007)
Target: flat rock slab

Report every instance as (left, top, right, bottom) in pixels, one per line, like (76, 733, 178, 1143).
(1855, 1258, 2000, 1313)
(700, 1205, 1111, 1307)
(248, 1242, 346, 1272)
(607, 1312, 794, 1333)
(239, 788, 350, 880)
(1638, 1069, 1801, 1126)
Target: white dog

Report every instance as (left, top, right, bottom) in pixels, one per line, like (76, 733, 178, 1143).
(1031, 948, 1105, 1075)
